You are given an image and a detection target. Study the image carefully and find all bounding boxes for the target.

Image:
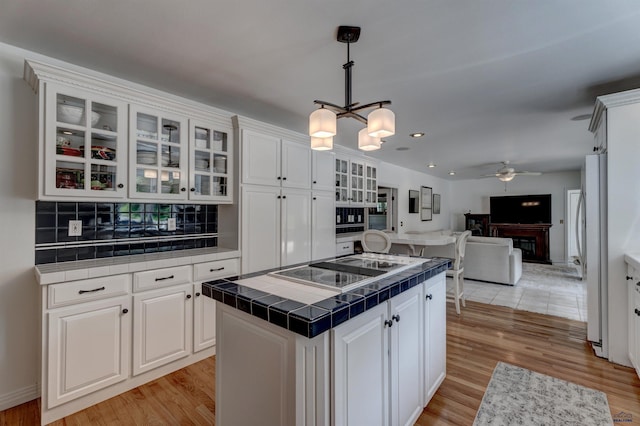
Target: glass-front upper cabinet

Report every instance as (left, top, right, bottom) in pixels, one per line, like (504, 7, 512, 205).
(365, 163, 377, 205)
(336, 158, 349, 203)
(350, 159, 364, 204)
(44, 84, 127, 198)
(129, 105, 188, 200)
(189, 120, 232, 203)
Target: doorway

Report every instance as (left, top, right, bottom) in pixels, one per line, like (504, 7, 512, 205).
(368, 187, 398, 231)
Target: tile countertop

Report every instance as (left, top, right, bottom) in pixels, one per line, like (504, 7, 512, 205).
(202, 257, 451, 339)
(625, 253, 640, 271)
(35, 247, 241, 285)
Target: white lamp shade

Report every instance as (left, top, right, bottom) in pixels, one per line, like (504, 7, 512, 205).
(358, 128, 381, 151)
(498, 174, 515, 182)
(309, 108, 337, 138)
(143, 169, 157, 179)
(367, 107, 395, 138)
(311, 136, 333, 151)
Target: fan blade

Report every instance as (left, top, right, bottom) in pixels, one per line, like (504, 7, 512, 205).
(513, 171, 542, 176)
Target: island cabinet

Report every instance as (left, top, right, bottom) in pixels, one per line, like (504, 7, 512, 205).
(333, 285, 423, 426)
(208, 257, 450, 426)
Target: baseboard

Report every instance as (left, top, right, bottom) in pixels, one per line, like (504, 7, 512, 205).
(0, 384, 39, 411)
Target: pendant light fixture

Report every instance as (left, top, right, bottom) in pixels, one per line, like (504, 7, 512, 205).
(309, 26, 395, 151)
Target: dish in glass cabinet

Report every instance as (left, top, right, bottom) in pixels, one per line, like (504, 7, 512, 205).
(195, 159, 209, 169)
(57, 146, 82, 156)
(57, 104, 101, 126)
(137, 129, 157, 139)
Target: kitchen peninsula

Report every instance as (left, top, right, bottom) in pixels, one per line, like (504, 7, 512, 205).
(203, 253, 450, 426)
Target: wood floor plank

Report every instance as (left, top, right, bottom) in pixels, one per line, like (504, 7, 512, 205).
(2, 301, 639, 425)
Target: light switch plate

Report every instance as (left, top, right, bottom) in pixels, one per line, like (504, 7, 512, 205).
(68, 220, 82, 236)
(167, 218, 177, 231)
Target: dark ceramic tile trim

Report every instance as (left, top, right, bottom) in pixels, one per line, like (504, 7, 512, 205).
(202, 257, 451, 338)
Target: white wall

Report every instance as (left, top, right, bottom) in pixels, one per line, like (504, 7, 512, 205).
(449, 171, 581, 264)
(377, 161, 452, 232)
(0, 43, 39, 408)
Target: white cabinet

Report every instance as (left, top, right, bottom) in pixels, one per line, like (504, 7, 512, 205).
(336, 241, 355, 256)
(312, 150, 336, 192)
(312, 191, 336, 261)
(241, 185, 311, 273)
(193, 258, 240, 352)
(335, 156, 377, 206)
(333, 302, 389, 426)
(42, 83, 128, 198)
(28, 60, 235, 203)
(188, 119, 233, 202)
(129, 104, 189, 199)
(241, 130, 311, 189)
(47, 295, 131, 408)
(132, 283, 193, 376)
(626, 261, 640, 378)
(390, 286, 424, 426)
(423, 273, 447, 405)
(333, 285, 424, 426)
(366, 161, 379, 205)
(193, 282, 216, 352)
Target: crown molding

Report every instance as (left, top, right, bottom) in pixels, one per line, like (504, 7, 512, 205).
(24, 59, 232, 128)
(589, 87, 640, 133)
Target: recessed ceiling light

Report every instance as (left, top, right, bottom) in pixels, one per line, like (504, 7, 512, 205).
(427, 163, 436, 168)
(571, 114, 591, 121)
(448, 171, 456, 176)
(410, 132, 425, 138)
(396, 147, 410, 151)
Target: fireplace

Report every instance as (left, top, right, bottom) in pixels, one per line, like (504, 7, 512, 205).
(489, 223, 552, 264)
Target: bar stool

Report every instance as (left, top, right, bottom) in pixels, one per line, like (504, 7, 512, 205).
(447, 230, 471, 314)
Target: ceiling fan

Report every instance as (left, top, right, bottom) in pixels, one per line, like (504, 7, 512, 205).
(483, 161, 542, 182)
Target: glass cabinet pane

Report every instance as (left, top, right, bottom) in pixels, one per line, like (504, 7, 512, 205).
(212, 130, 227, 152)
(56, 128, 84, 158)
(195, 127, 210, 150)
(214, 177, 227, 196)
(90, 164, 117, 192)
(92, 102, 117, 132)
(56, 163, 84, 190)
(57, 94, 88, 126)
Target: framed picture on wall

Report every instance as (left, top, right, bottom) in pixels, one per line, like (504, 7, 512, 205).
(421, 207, 432, 221)
(433, 194, 441, 214)
(421, 186, 432, 208)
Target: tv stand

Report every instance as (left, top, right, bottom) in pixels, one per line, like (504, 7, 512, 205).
(489, 223, 552, 264)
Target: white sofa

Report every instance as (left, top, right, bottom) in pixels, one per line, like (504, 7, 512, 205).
(407, 232, 522, 285)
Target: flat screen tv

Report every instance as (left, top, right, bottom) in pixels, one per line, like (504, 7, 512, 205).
(490, 194, 551, 224)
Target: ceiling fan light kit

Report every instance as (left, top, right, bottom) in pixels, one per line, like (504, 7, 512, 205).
(309, 26, 395, 151)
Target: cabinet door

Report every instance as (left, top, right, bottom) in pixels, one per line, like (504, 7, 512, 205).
(333, 302, 389, 426)
(423, 273, 447, 405)
(129, 104, 188, 200)
(47, 295, 131, 408)
(312, 191, 336, 261)
(193, 282, 216, 352)
(365, 163, 378, 206)
(281, 139, 311, 189)
(241, 185, 281, 274)
(335, 157, 349, 204)
(133, 284, 193, 376)
(281, 188, 311, 267)
(189, 119, 233, 203)
(312, 150, 335, 192)
(44, 83, 128, 198)
(241, 130, 281, 186)
(350, 159, 365, 205)
(389, 285, 423, 426)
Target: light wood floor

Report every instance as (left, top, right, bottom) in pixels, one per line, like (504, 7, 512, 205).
(3, 301, 640, 425)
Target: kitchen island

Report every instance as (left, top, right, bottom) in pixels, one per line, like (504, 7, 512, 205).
(202, 254, 451, 426)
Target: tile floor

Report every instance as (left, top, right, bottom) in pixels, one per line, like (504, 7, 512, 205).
(447, 264, 587, 321)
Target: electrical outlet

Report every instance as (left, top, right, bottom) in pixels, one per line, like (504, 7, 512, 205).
(68, 220, 82, 236)
(167, 218, 177, 231)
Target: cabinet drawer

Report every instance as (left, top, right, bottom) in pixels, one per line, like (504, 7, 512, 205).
(336, 241, 354, 256)
(48, 274, 131, 309)
(133, 266, 192, 292)
(194, 258, 239, 282)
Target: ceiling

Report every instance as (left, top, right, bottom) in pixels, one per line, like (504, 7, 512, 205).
(2, 1, 640, 180)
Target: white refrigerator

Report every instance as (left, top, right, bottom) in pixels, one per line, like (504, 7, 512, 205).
(577, 153, 608, 358)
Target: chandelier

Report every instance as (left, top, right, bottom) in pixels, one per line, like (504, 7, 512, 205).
(309, 26, 395, 151)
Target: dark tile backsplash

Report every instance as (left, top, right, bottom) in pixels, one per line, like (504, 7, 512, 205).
(336, 207, 365, 234)
(35, 201, 218, 264)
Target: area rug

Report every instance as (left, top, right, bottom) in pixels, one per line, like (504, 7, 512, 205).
(516, 262, 582, 292)
(473, 362, 613, 426)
